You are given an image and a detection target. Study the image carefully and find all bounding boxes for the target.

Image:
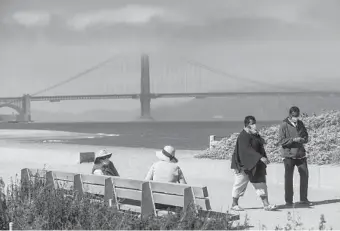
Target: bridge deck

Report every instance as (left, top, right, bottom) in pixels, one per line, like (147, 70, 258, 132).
(0, 91, 340, 102)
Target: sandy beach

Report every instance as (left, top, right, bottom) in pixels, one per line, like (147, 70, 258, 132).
(1, 129, 339, 230)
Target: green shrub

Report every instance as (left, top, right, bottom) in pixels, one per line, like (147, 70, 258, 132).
(0, 176, 239, 230)
(196, 110, 340, 165)
(0, 176, 335, 230)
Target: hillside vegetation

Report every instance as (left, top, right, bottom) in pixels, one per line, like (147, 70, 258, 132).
(195, 110, 340, 165)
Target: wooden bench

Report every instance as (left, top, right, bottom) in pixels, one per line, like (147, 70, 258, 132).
(21, 168, 239, 221)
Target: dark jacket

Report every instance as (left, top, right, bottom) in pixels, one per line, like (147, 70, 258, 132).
(92, 160, 120, 177)
(278, 118, 308, 159)
(231, 130, 267, 183)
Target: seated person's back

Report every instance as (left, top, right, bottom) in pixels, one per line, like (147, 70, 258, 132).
(145, 146, 186, 184)
(92, 149, 119, 177)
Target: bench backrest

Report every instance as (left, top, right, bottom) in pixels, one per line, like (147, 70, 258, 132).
(21, 168, 211, 217)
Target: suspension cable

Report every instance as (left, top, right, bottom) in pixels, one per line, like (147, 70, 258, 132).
(31, 55, 119, 96)
(3, 54, 120, 106)
(180, 56, 310, 92)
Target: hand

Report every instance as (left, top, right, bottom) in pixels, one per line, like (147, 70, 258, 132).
(293, 137, 304, 143)
(260, 157, 270, 165)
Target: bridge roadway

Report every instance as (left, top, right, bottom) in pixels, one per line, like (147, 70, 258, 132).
(0, 91, 340, 102)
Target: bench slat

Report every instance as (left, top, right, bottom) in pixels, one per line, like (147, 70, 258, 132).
(81, 175, 208, 198)
(81, 174, 107, 185)
(111, 177, 144, 190)
(153, 192, 210, 210)
(27, 169, 76, 182)
(27, 168, 46, 178)
(115, 188, 210, 210)
(83, 183, 104, 195)
(55, 180, 73, 190)
(150, 182, 208, 198)
(52, 171, 76, 181)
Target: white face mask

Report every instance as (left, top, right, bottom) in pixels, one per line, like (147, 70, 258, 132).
(249, 124, 257, 131)
(291, 117, 299, 123)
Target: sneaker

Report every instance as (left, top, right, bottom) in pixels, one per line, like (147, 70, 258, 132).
(231, 205, 244, 211)
(298, 200, 313, 206)
(285, 202, 294, 207)
(264, 204, 277, 211)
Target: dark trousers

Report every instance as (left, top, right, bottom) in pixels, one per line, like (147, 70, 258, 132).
(283, 158, 309, 203)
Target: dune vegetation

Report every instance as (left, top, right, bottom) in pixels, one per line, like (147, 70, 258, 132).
(0, 176, 333, 230)
(195, 110, 340, 165)
(0, 176, 242, 230)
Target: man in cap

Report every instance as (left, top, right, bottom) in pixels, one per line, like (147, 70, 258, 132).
(279, 106, 312, 206)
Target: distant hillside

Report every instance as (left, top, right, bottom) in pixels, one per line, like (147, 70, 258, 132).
(31, 95, 340, 122)
(151, 95, 340, 121)
(31, 109, 139, 122)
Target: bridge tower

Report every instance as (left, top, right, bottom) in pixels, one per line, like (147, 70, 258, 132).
(20, 94, 31, 122)
(140, 54, 153, 120)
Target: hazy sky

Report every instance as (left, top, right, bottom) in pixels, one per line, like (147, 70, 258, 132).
(0, 0, 340, 113)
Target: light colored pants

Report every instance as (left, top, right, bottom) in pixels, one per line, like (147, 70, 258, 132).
(231, 170, 268, 198)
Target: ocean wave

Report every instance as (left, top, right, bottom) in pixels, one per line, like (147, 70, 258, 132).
(96, 133, 120, 137)
(42, 139, 66, 143)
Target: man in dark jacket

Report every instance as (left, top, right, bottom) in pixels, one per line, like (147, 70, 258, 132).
(279, 106, 312, 206)
(230, 116, 276, 211)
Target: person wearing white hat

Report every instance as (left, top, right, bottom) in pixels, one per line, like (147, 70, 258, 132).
(92, 149, 119, 176)
(145, 145, 187, 184)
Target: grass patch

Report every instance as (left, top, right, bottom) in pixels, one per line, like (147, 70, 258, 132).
(0, 176, 241, 230)
(196, 110, 340, 165)
(0, 176, 335, 230)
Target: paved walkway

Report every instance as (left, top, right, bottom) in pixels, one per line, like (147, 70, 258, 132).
(209, 180, 340, 230)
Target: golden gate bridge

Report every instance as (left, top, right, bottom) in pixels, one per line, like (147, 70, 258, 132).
(0, 53, 339, 122)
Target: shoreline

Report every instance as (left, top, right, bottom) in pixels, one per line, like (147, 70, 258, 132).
(0, 129, 199, 188)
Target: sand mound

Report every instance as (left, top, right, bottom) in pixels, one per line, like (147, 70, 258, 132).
(195, 110, 340, 165)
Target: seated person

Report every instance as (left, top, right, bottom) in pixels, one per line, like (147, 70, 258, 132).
(145, 145, 187, 184)
(92, 149, 119, 177)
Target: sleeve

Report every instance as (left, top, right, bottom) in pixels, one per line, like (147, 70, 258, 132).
(144, 164, 155, 181)
(177, 167, 187, 184)
(300, 122, 309, 144)
(260, 144, 267, 158)
(258, 135, 267, 157)
(278, 123, 293, 147)
(237, 133, 262, 171)
(111, 164, 120, 177)
(93, 169, 104, 175)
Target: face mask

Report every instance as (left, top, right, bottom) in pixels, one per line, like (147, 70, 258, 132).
(291, 117, 299, 123)
(249, 124, 257, 131)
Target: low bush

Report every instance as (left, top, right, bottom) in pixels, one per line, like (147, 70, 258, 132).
(0, 176, 335, 230)
(0, 176, 239, 230)
(195, 110, 340, 165)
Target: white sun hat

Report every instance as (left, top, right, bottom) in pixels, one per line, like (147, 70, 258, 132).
(94, 149, 112, 163)
(156, 145, 178, 163)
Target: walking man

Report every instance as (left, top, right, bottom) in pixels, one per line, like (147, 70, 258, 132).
(231, 116, 277, 211)
(279, 106, 312, 206)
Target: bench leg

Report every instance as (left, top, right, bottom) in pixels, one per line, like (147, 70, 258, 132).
(141, 182, 156, 219)
(184, 187, 197, 213)
(46, 171, 55, 189)
(181, 187, 197, 221)
(20, 168, 31, 200)
(104, 178, 118, 209)
(74, 174, 84, 199)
